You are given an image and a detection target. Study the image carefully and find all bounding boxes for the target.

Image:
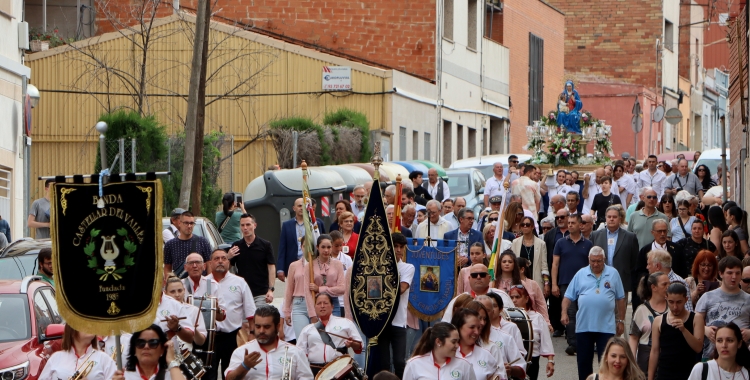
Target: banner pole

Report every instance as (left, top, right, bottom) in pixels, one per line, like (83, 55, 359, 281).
(115, 334, 123, 370)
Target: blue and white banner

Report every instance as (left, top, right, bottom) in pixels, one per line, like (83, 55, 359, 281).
(406, 238, 457, 321)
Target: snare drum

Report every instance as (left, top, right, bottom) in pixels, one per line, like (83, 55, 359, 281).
(315, 355, 365, 380)
(505, 307, 534, 363)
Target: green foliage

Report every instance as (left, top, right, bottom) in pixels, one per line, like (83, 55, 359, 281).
(322, 108, 371, 161)
(94, 110, 168, 173)
(90, 229, 100, 238)
(123, 240, 137, 253)
(83, 242, 95, 256)
(270, 117, 331, 163)
(116, 228, 127, 236)
(87, 257, 97, 269)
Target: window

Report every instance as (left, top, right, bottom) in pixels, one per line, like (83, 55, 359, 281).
(482, 128, 488, 155)
(424, 132, 431, 160)
(40, 288, 62, 324)
(664, 20, 674, 51)
(34, 291, 52, 335)
(468, 127, 477, 157)
(528, 34, 544, 125)
(467, 0, 477, 50)
(399, 127, 407, 160)
(412, 131, 419, 160)
(443, 0, 454, 40)
(443, 121, 452, 167)
(457, 124, 464, 160)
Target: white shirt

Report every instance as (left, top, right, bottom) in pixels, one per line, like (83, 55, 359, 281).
(581, 173, 601, 215)
(182, 302, 208, 342)
(297, 316, 363, 364)
(351, 201, 366, 217)
(335, 252, 354, 307)
(426, 180, 451, 201)
(225, 339, 314, 380)
(652, 241, 667, 251)
(207, 272, 257, 332)
(393, 261, 416, 328)
(441, 289, 513, 324)
(688, 360, 749, 380)
(444, 213, 460, 230)
(488, 327, 525, 371)
(183, 276, 221, 300)
(163, 224, 179, 244)
(484, 176, 508, 200)
(527, 311, 553, 357)
(124, 367, 176, 380)
(545, 176, 574, 214)
(415, 218, 452, 240)
(496, 319, 528, 360)
(458, 345, 504, 380)
(38, 346, 117, 380)
(616, 175, 638, 205)
(279, 300, 296, 342)
(638, 169, 667, 197)
(403, 353, 477, 380)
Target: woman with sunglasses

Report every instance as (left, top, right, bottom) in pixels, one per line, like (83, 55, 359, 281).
(628, 272, 668, 373)
(718, 230, 744, 260)
(450, 308, 504, 380)
(457, 243, 489, 294)
(708, 206, 729, 249)
(503, 202, 526, 238)
(648, 282, 703, 380)
(657, 195, 678, 222)
(694, 164, 716, 197)
(669, 200, 695, 243)
(512, 216, 550, 297)
(685, 250, 719, 308)
(508, 285, 555, 380)
(402, 322, 476, 380)
(687, 322, 749, 380)
(726, 206, 750, 256)
(38, 325, 116, 380)
(112, 324, 186, 380)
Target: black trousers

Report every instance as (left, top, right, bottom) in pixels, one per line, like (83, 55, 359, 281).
(527, 356, 541, 380)
(548, 293, 564, 332)
(213, 329, 239, 380)
(377, 325, 408, 379)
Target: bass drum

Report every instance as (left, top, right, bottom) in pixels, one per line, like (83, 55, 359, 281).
(315, 355, 365, 380)
(504, 307, 534, 364)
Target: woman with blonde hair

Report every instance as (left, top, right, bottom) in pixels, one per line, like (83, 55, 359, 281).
(503, 202, 525, 238)
(483, 221, 511, 256)
(588, 336, 645, 380)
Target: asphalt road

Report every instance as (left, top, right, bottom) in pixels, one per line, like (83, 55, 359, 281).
(269, 279, 634, 380)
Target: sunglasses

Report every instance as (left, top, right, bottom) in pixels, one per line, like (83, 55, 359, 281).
(510, 160, 518, 164)
(135, 339, 161, 349)
(743, 278, 750, 284)
(520, 223, 532, 227)
(555, 216, 567, 220)
(698, 169, 706, 172)
(510, 284, 525, 289)
(645, 195, 658, 200)
(580, 221, 589, 225)
(542, 226, 552, 231)
(470, 272, 489, 278)
(488, 218, 498, 222)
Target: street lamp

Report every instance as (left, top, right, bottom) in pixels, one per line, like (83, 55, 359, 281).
(95, 121, 108, 170)
(27, 84, 40, 108)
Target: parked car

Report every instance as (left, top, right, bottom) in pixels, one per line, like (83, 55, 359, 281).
(0, 239, 51, 281)
(161, 216, 226, 250)
(449, 154, 532, 181)
(0, 276, 64, 380)
(445, 168, 486, 216)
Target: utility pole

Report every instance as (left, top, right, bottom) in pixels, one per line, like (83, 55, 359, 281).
(190, 0, 211, 215)
(179, 0, 209, 210)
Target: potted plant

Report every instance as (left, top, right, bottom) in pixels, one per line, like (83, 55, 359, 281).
(29, 27, 72, 52)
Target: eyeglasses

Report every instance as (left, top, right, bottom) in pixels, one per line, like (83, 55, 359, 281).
(182, 221, 196, 226)
(520, 223, 532, 227)
(645, 195, 658, 200)
(743, 278, 750, 284)
(186, 260, 203, 266)
(510, 160, 518, 164)
(699, 263, 714, 268)
(470, 272, 489, 278)
(653, 229, 668, 234)
(698, 169, 706, 172)
(135, 339, 161, 349)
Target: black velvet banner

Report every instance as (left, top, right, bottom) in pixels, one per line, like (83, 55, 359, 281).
(349, 178, 400, 378)
(51, 180, 163, 336)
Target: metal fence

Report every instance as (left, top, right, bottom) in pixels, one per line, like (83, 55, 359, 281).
(102, 138, 137, 175)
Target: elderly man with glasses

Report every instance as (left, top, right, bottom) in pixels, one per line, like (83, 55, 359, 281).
(445, 208, 484, 267)
(441, 264, 513, 323)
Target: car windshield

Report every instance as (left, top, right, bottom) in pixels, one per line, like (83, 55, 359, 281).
(0, 294, 31, 342)
(0, 256, 38, 280)
(446, 174, 471, 196)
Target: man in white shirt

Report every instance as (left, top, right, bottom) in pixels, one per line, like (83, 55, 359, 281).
(162, 208, 185, 244)
(638, 155, 667, 197)
(581, 169, 603, 215)
(423, 168, 450, 202)
(415, 200, 452, 240)
(208, 249, 257, 380)
(441, 264, 513, 323)
(543, 170, 574, 214)
(225, 306, 314, 380)
(511, 165, 542, 218)
(183, 253, 221, 301)
(484, 162, 507, 207)
(443, 197, 466, 230)
(297, 293, 362, 375)
(350, 185, 367, 216)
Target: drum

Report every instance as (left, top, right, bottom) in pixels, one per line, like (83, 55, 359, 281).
(186, 294, 218, 368)
(315, 355, 365, 380)
(505, 307, 534, 363)
(174, 337, 206, 380)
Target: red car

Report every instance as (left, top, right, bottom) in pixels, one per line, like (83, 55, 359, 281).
(0, 276, 64, 380)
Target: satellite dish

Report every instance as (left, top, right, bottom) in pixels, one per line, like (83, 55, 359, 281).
(652, 105, 665, 122)
(664, 108, 683, 125)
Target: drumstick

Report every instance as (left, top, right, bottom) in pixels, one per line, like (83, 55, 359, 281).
(508, 357, 521, 365)
(316, 329, 361, 342)
(161, 316, 188, 322)
(194, 297, 205, 328)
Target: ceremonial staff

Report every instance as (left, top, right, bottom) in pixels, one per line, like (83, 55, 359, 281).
(300, 161, 318, 299)
(488, 181, 510, 280)
(392, 174, 402, 233)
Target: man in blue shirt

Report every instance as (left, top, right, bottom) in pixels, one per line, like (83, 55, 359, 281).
(551, 214, 593, 355)
(562, 247, 626, 380)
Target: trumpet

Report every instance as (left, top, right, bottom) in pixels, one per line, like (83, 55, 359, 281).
(281, 346, 293, 380)
(69, 353, 95, 380)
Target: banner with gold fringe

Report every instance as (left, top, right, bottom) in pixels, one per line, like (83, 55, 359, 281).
(51, 179, 163, 336)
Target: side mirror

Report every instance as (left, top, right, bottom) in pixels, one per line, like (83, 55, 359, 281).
(41, 324, 65, 341)
(477, 187, 485, 195)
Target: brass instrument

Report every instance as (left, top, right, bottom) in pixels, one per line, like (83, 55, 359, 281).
(281, 345, 293, 380)
(68, 352, 96, 380)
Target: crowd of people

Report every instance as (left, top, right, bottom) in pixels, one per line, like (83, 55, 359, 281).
(28, 152, 750, 380)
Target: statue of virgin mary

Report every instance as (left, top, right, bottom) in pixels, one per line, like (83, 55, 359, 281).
(557, 80, 583, 134)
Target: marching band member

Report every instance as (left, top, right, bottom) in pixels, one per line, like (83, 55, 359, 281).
(207, 248, 257, 380)
(225, 305, 314, 380)
(113, 325, 187, 380)
(484, 292, 527, 362)
(182, 253, 222, 304)
(165, 274, 208, 346)
(508, 286, 555, 380)
(402, 322, 476, 380)
(450, 308, 504, 380)
(442, 264, 513, 323)
(38, 325, 116, 380)
(475, 295, 526, 379)
(297, 293, 363, 375)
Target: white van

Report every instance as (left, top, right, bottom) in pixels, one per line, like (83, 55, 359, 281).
(694, 148, 730, 175)
(449, 154, 532, 180)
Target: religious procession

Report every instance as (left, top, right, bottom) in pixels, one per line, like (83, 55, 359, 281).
(4, 1, 750, 380)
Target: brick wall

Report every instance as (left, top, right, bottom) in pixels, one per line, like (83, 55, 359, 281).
(728, 5, 748, 203)
(502, 0, 565, 152)
(95, 0, 174, 34)
(96, 0, 438, 81)
(546, 0, 663, 88)
(678, 1, 691, 79)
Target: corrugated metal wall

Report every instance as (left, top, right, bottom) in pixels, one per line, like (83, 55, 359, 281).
(26, 16, 388, 199)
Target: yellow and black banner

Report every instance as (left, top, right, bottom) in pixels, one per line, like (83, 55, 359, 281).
(51, 180, 163, 336)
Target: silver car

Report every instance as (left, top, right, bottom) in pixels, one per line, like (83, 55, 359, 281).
(445, 168, 487, 216)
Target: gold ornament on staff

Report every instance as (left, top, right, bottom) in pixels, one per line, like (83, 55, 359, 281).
(60, 188, 77, 216)
(136, 186, 153, 215)
(371, 142, 383, 180)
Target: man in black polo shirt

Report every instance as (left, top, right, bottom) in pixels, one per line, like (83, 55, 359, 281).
(227, 214, 276, 307)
